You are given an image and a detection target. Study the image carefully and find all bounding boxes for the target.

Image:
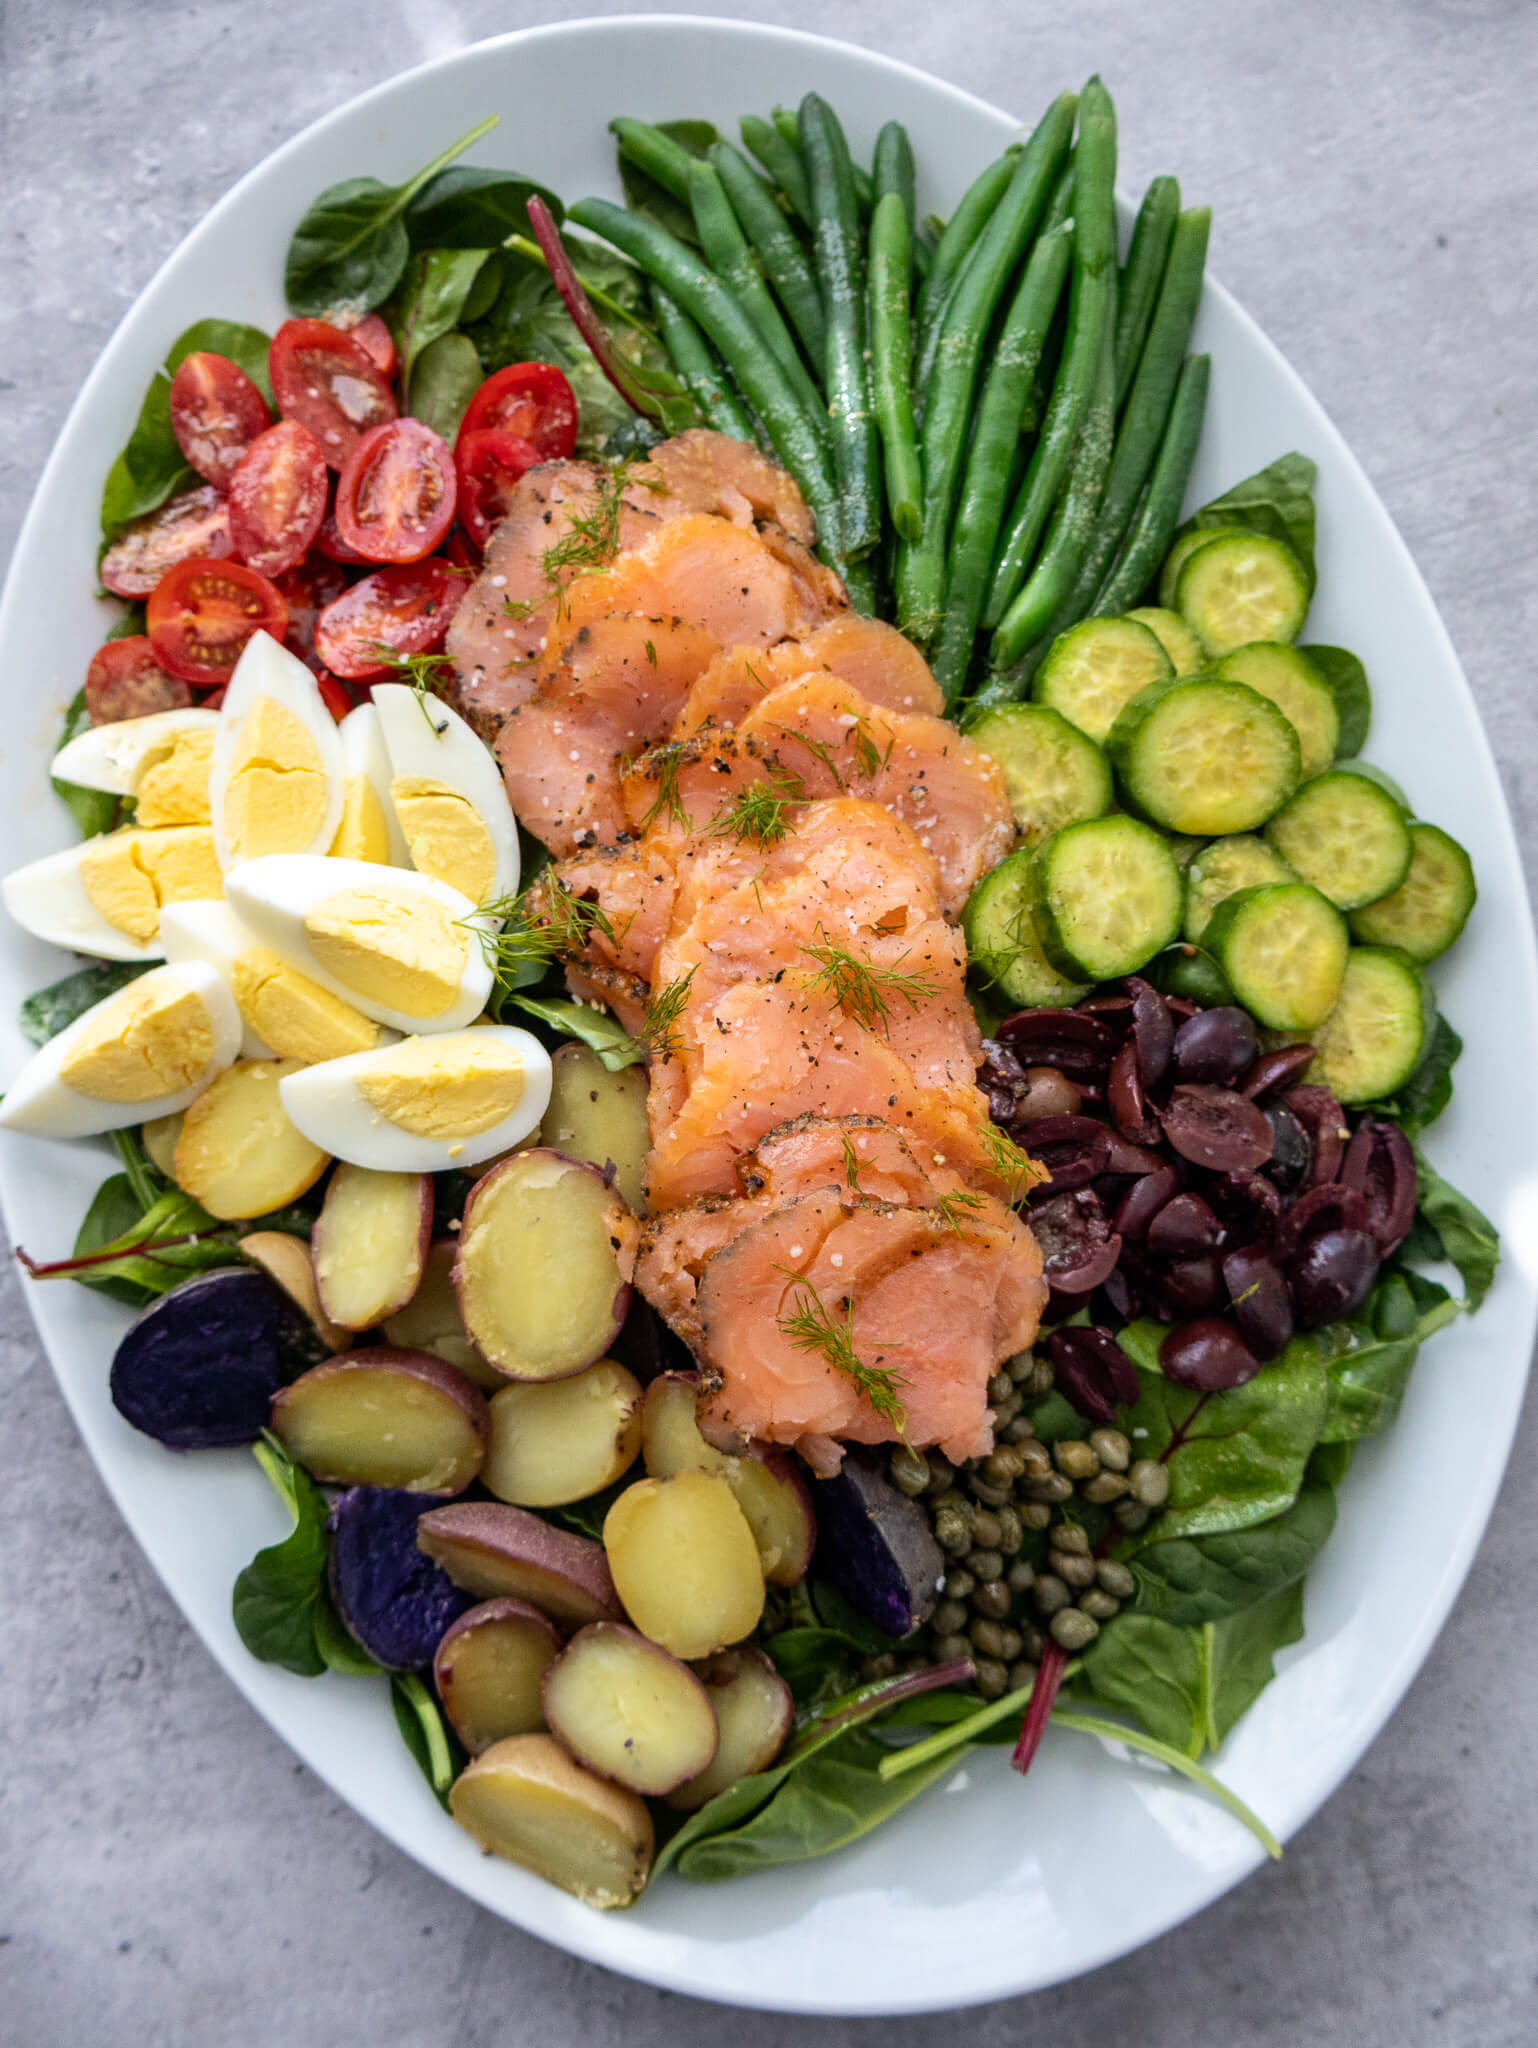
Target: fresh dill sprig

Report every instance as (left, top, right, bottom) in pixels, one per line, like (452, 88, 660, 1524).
(502, 461, 633, 624)
(932, 1188, 988, 1236)
(466, 875, 615, 991)
(850, 714, 896, 782)
(980, 1120, 1042, 1207)
(774, 1269, 908, 1434)
(799, 938, 939, 1034)
(628, 740, 690, 834)
(368, 646, 456, 730)
(773, 724, 846, 792)
(643, 638, 658, 668)
(702, 767, 806, 847)
(629, 966, 695, 1062)
(838, 1128, 865, 1191)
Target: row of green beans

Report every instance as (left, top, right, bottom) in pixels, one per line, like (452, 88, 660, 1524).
(578, 80, 1212, 696)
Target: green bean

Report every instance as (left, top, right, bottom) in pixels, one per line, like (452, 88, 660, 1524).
(687, 157, 829, 436)
(609, 118, 696, 202)
(740, 114, 814, 225)
(913, 234, 933, 281)
(842, 555, 879, 617)
(567, 196, 842, 557)
(914, 149, 1021, 354)
(775, 105, 873, 214)
(868, 192, 923, 545)
(873, 121, 917, 278)
(799, 93, 882, 558)
(1091, 353, 1212, 615)
(709, 141, 826, 364)
(897, 89, 1078, 643)
(929, 221, 1072, 704)
(650, 286, 757, 441)
(1113, 176, 1180, 408)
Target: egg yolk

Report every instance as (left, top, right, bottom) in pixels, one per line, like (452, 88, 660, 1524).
(223, 696, 329, 861)
(231, 947, 384, 1064)
(329, 774, 393, 864)
(303, 886, 468, 1017)
(80, 827, 225, 942)
(58, 978, 216, 1102)
(354, 1034, 526, 1139)
(391, 777, 496, 903)
(135, 729, 214, 827)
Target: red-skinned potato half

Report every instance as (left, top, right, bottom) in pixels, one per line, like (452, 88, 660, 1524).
(84, 637, 192, 724)
(168, 351, 271, 485)
(269, 317, 396, 468)
(416, 1500, 623, 1627)
(448, 1733, 653, 1909)
(543, 1623, 719, 1796)
(335, 418, 457, 564)
(603, 1471, 765, 1661)
(483, 1360, 644, 1508)
(147, 558, 288, 686)
(457, 362, 577, 459)
(269, 1346, 488, 1494)
(227, 419, 329, 577)
(434, 1597, 562, 1755)
(313, 556, 464, 680)
(455, 429, 541, 552)
(641, 1373, 815, 1587)
(310, 1162, 432, 1331)
(100, 484, 233, 598)
(666, 1647, 794, 1811)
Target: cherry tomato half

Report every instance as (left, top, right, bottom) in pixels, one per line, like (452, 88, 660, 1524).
(100, 484, 232, 598)
(313, 505, 373, 564)
(314, 558, 464, 681)
(168, 351, 271, 486)
(277, 554, 352, 671)
(455, 428, 541, 551)
(456, 363, 577, 462)
(269, 318, 396, 469)
(147, 558, 288, 687)
(341, 311, 398, 380)
(316, 672, 356, 722)
(334, 418, 456, 564)
(228, 420, 329, 578)
(83, 637, 192, 725)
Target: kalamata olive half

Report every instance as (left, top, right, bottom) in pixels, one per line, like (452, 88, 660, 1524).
(1341, 1118, 1418, 1253)
(1107, 1039, 1162, 1144)
(1102, 1132, 1167, 1176)
(1241, 1044, 1316, 1100)
(1126, 976, 1174, 1088)
(1276, 1181, 1373, 1264)
(1146, 1191, 1223, 1259)
(1161, 1084, 1275, 1172)
(1208, 1169, 1285, 1243)
(1113, 1164, 1183, 1240)
(1222, 1245, 1294, 1360)
(1290, 1227, 1380, 1328)
(1015, 1066, 1084, 1122)
(1029, 1189, 1123, 1294)
(1159, 1317, 1261, 1391)
(1159, 1254, 1227, 1316)
(1048, 1326, 1141, 1425)
(997, 1008, 1117, 1080)
(1282, 1085, 1350, 1186)
(1264, 1104, 1312, 1193)
(1172, 1006, 1259, 1087)
(1020, 1114, 1112, 1192)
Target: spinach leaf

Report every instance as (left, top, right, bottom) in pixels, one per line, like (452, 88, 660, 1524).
(1405, 1147, 1499, 1310)
(391, 1672, 465, 1810)
(1180, 452, 1318, 590)
(1303, 645, 1372, 757)
(49, 1174, 237, 1306)
(231, 1436, 332, 1677)
(1315, 1268, 1459, 1442)
(1129, 1483, 1337, 1626)
(1204, 1581, 1305, 1749)
(1077, 1613, 1205, 1753)
(312, 1589, 381, 1677)
(20, 960, 148, 1046)
(388, 248, 493, 382)
(69, 1173, 151, 1306)
(166, 318, 275, 406)
(764, 1628, 867, 1707)
(408, 332, 485, 443)
(1121, 1340, 1329, 1543)
(405, 166, 563, 248)
(616, 119, 720, 248)
(507, 992, 641, 1070)
(52, 689, 122, 837)
(285, 116, 497, 316)
(1306, 1438, 1354, 1487)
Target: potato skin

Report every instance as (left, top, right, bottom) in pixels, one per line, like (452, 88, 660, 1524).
(270, 1346, 489, 1494)
(667, 1647, 794, 1811)
(449, 1734, 654, 1908)
(327, 1485, 474, 1671)
(416, 1501, 622, 1627)
(434, 1597, 562, 1753)
(239, 1230, 351, 1352)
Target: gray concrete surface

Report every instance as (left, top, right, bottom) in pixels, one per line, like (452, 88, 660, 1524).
(3, 0, 1537, 2040)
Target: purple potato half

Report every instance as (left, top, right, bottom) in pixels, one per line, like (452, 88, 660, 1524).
(811, 1446, 944, 1637)
(328, 1485, 475, 1671)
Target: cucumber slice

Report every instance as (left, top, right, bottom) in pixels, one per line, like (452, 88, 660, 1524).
(1201, 882, 1349, 1032)
(1303, 644, 1372, 757)
(963, 848, 1091, 1007)
(1307, 947, 1431, 1104)
(1126, 606, 1206, 676)
(967, 704, 1112, 846)
(1182, 833, 1300, 942)
(1033, 616, 1174, 744)
(1264, 768, 1413, 911)
(1175, 530, 1310, 655)
(1215, 642, 1340, 777)
(1158, 527, 1244, 611)
(1348, 822, 1477, 963)
(1108, 676, 1301, 836)
(1027, 816, 1182, 981)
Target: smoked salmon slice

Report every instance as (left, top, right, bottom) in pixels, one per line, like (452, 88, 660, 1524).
(673, 615, 942, 739)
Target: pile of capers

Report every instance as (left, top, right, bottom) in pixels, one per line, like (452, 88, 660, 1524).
(888, 1350, 1170, 1699)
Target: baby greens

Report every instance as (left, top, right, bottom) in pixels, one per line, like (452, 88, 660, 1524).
(51, 690, 122, 837)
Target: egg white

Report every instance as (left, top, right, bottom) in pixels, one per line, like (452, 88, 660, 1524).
(337, 701, 411, 866)
(373, 683, 519, 906)
(208, 632, 345, 872)
(50, 707, 219, 796)
(2, 839, 167, 961)
(158, 900, 275, 1057)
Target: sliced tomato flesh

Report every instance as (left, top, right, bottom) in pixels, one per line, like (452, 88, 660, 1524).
(147, 559, 288, 686)
(334, 418, 456, 564)
(277, 554, 353, 671)
(83, 637, 193, 725)
(100, 485, 232, 599)
(314, 558, 465, 682)
(455, 428, 541, 550)
(168, 351, 271, 486)
(457, 362, 577, 461)
(269, 317, 397, 469)
(340, 311, 398, 379)
(228, 419, 329, 578)
(315, 671, 356, 722)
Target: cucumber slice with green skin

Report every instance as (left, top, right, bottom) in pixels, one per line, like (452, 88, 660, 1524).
(967, 704, 1112, 846)
(1126, 605, 1205, 676)
(1108, 676, 1301, 836)
(1348, 822, 1477, 963)
(1026, 815, 1183, 981)
(1307, 946, 1431, 1103)
(1264, 768, 1413, 911)
(1033, 615, 1173, 744)
(1175, 530, 1311, 655)
(1303, 644, 1372, 757)
(1201, 881, 1349, 1032)
(1158, 526, 1245, 611)
(1182, 833, 1300, 942)
(963, 847, 1091, 1006)
(1214, 642, 1340, 777)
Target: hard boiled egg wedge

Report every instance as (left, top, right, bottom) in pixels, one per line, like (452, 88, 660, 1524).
(279, 1026, 551, 1172)
(159, 900, 392, 1064)
(208, 631, 344, 871)
(223, 854, 493, 1035)
(330, 701, 410, 866)
(0, 961, 240, 1138)
(51, 707, 218, 827)
(2, 824, 224, 960)
(373, 683, 518, 907)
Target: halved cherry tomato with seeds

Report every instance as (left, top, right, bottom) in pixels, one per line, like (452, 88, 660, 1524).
(314, 558, 464, 681)
(456, 363, 577, 461)
(269, 318, 396, 469)
(147, 559, 287, 687)
(316, 672, 356, 722)
(313, 505, 373, 564)
(334, 419, 456, 564)
(277, 554, 352, 671)
(168, 352, 271, 486)
(100, 485, 232, 598)
(340, 312, 398, 379)
(228, 420, 329, 578)
(83, 637, 192, 725)
(455, 428, 541, 550)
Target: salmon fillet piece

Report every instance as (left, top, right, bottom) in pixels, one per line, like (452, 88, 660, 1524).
(674, 615, 942, 739)
(540, 838, 681, 985)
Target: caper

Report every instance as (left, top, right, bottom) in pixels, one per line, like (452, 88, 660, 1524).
(969, 1618, 1010, 1659)
(1033, 1573, 1071, 1616)
(1007, 1659, 1039, 1693)
(1026, 1357, 1056, 1396)
(1019, 1625, 1045, 1661)
(969, 1474, 1013, 1508)
(1095, 1559, 1136, 1599)
(1006, 1557, 1036, 1594)
(930, 1486, 968, 1514)
(1079, 1588, 1121, 1622)
(984, 1445, 1027, 1486)
(1019, 1501, 1053, 1530)
(944, 1568, 976, 1600)
(1129, 1458, 1171, 1506)
(1017, 1440, 1053, 1477)
(987, 1371, 1014, 1405)
(925, 1453, 955, 1494)
(931, 1598, 968, 1636)
(1004, 1415, 1037, 1444)
(974, 1657, 1009, 1700)
(995, 1506, 1024, 1555)
(890, 1446, 932, 1496)
(863, 1652, 897, 1681)
(1023, 1472, 1075, 1504)
(1114, 1502, 1150, 1532)
(1082, 1472, 1130, 1504)
(993, 1390, 1023, 1427)
(971, 1578, 1012, 1620)
(970, 1508, 1003, 1550)
(1088, 1428, 1131, 1473)
(1049, 1608, 1100, 1651)
(1052, 1549, 1097, 1590)
(1051, 1523, 1090, 1556)
(1054, 1439, 1101, 1481)
(933, 1632, 972, 1664)
(997, 1627, 1022, 1662)
(968, 1547, 1004, 1583)
(1008, 1351, 1036, 1385)
(934, 1508, 973, 1556)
